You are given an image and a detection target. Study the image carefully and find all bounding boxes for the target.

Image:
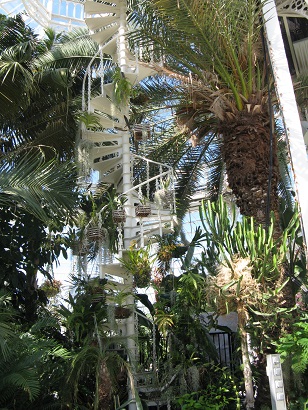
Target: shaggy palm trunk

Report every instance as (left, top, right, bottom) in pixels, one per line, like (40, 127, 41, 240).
(238, 304, 255, 410)
(220, 111, 280, 228)
(221, 111, 297, 405)
(99, 361, 112, 409)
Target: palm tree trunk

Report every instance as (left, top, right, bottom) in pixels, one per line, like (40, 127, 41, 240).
(220, 111, 280, 228)
(99, 361, 112, 410)
(238, 304, 255, 409)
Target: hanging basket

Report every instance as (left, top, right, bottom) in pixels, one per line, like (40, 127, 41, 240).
(133, 124, 151, 141)
(114, 306, 132, 319)
(135, 205, 151, 217)
(91, 289, 105, 303)
(113, 210, 126, 223)
(134, 268, 152, 288)
(86, 225, 107, 242)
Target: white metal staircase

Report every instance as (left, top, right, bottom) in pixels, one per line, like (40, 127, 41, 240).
(78, 1, 175, 407)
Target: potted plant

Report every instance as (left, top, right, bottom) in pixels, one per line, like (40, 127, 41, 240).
(133, 124, 151, 141)
(67, 225, 88, 256)
(171, 244, 189, 258)
(154, 177, 174, 208)
(112, 194, 127, 224)
(112, 66, 132, 106)
(118, 245, 155, 288)
(86, 210, 108, 242)
(107, 286, 133, 319)
(112, 209, 126, 223)
(86, 276, 107, 303)
(135, 196, 151, 218)
(85, 193, 109, 242)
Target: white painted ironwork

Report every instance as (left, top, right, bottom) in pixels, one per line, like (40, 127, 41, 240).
(266, 354, 287, 409)
(0, 0, 85, 31)
(80, 2, 175, 406)
(263, 1, 308, 250)
(276, 0, 308, 17)
(293, 38, 308, 74)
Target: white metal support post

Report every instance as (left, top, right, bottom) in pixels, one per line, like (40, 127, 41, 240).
(262, 1, 308, 251)
(118, 2, 137, 409)
(266, 354, 287, 410)
(119, 0, 133, 250)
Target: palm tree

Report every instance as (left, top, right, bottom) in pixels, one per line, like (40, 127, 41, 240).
(0, 148, 78, 225)
(0, 147, 79, 323)
(128, 0, 283, 228)
(0, 14, 99, 159)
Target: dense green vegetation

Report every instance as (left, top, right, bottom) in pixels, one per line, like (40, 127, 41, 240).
(0, 4, 308, 410)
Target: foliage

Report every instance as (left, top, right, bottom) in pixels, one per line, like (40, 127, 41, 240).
(39, 279, 62, 299)
(113, 66, 133, 106)
(200, 195, 300, 283)
(68, 188, 128, 257)
(154, 233, 187, 272)
(153, 271, 218, 365)
(0, 15, 99, 159)
(198, 196, 304, 352)
(0, 206, 69, 323)
(118, 244, 155, 288)
(0, 148, 78, 225)
(196, 196, 305, 408)
(0, 300, 71, 409)
(126, 0, 294, 227)
(175, 364, 240, 409)
(0, 151, 76, 323)
(276, 316, 308, 374)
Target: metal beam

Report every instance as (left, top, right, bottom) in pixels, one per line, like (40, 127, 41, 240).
(263, 0, 308, 251)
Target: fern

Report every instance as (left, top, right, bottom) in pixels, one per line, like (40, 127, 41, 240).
(276, 318, 308, 373)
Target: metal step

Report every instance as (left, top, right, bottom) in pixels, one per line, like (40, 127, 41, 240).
(84, 1, 119, 15)
(83, 130, 123, 143)
(124, 63, 158, 85)
(89, 145, 122, 161)
(99, 167, 123, 186)
(92, 155, 122, 173)
(85, 16, 119, 31)
(92, 24, 119, 46)
(91, 95, 122, 118)
(101, 36, 118, 58)
(93, 112, 125, 129)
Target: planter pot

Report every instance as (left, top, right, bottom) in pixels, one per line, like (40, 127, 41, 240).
(133, 124, 151, 141)
(91, 287, 106, 303)
(87, 226, 107, 241)
(114, 306, 132, 319)
(112, 210, 126, 223)
(135, 205, 151, 217)
(134, 271, 151, 288)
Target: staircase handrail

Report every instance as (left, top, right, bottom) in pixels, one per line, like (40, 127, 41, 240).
(82, 49, 101, 112)
(120, 170, 173, 199)
(132, 154, 172, 171)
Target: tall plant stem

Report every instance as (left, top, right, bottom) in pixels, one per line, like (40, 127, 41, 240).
(238, 304, 255, 409)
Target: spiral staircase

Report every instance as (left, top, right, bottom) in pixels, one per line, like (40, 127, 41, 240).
(2, 0, 308, 406)
(74, 1, 177, 407)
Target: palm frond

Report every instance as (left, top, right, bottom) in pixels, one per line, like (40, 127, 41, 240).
(33, 28, 99, 73)
(129, 0, 265, 107)
(0, 148, 78, 225)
